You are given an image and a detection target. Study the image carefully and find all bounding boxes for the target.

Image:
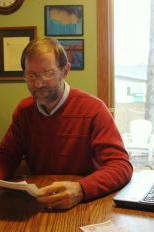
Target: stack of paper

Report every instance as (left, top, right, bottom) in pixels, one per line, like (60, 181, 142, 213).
(80, 220, 128, 232)
(0, 179, 39, 197)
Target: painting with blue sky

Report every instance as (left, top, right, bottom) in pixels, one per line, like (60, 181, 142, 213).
(45, 5, 83, 36)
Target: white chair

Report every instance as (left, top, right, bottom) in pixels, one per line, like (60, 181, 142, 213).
(122, 119, 154, 167)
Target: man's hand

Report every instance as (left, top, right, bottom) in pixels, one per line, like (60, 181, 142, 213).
(36, 181, 84, 210)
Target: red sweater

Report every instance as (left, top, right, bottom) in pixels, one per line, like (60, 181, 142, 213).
(0, 88, 133, 201)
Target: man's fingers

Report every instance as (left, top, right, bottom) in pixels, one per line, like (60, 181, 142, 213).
(44, 198, 73, 210)
(37, 191, 67, 203)
(37, 182, 65, 196)
(36, 181, 83, 210)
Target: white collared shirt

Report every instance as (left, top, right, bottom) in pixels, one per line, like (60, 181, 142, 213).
(37, 81, 70, 116)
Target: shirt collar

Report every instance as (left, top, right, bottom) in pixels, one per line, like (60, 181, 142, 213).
(37, 81, 70, 116)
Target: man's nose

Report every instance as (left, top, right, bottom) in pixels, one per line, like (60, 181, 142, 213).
(34, 79, 46, 88)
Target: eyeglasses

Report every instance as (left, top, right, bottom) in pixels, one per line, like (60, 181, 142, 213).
(24, 69, 60, 83)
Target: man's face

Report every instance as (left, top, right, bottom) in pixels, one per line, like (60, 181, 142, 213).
(24, 52, 67, 110)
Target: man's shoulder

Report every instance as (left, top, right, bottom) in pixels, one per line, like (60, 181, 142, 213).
(64, 88, 109, 117)
(17, 96, 35, 110)
(70, 88, 105, 107)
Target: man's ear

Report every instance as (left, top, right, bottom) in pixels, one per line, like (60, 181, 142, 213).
(63, 62, 71, 76)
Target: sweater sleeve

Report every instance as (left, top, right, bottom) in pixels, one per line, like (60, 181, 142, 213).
(79, 104, 133, 201)
(0, 105, 25, 179)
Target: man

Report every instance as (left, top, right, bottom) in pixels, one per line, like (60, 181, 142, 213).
(0, 37, 133, 210)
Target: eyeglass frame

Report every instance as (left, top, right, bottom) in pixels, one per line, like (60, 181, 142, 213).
(23, 68, 63, 83)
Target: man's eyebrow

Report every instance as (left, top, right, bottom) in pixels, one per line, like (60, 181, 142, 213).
(25, 69, 56, 73)
(43, 69, 57, 72)
(24, 71, 35, 74)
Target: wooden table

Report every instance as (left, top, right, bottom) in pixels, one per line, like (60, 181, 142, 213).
(0, 175, 154, 232)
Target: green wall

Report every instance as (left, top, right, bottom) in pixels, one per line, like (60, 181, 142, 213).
(0, 0, 97, 139)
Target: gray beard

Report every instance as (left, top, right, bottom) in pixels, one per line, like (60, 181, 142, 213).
(36, 81, 65, 112)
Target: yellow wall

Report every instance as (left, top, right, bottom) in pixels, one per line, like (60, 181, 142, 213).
(0, 0, 97, 139)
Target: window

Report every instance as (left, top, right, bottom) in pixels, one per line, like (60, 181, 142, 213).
(114, 0, 154, 168)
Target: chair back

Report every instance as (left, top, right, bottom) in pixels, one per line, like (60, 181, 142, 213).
(130, 119, 152, 146)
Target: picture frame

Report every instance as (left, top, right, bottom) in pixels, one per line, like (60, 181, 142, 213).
(0, 26, 37, 81)
(58, 39, 84, 70)
(45, 5, 83, 36)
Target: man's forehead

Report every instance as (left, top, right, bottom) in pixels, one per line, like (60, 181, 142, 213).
(27, 51, 55, 59)
(25, 52, 57, 65)
(24, 52, 59, 72)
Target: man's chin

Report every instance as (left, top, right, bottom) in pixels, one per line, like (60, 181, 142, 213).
(34, 96, 47, 105)
(36, 96, 55, 106)
(33, 92, 59, 106)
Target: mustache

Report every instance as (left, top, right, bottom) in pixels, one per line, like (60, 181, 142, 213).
(35, 87, 50, 92)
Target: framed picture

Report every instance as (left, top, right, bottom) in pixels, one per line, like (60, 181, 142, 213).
(0, 26, 37, 81)
(45, 5, 83, 36)
(59, 39, 84, 70)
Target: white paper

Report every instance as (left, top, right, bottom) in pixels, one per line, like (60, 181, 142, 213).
(0, 179, 39, 197)
(80, 220, 128, 232)
(3, 37, 29, 71)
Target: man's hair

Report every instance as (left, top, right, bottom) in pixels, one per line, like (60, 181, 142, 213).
(21, 37, 68, 70)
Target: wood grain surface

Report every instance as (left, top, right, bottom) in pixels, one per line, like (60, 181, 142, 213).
(0, 175, 154, 232)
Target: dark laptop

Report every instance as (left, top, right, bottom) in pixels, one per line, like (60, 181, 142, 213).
(113, 170, 154, 212)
